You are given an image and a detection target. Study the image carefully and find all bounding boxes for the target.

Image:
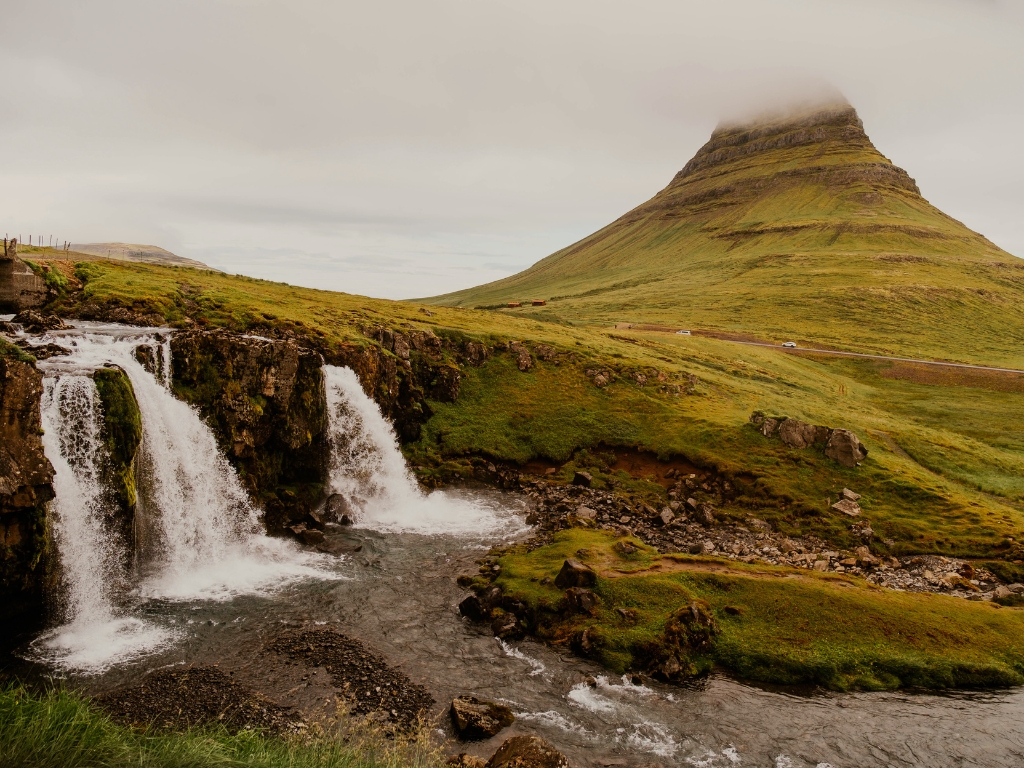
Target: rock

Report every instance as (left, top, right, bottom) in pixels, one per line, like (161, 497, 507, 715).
(759, 418, 780, 437)
(563, 587, 600, 615)
(813, 559, 828, 571)
(1009, 583, 1024, 594)
(613, 540, 638, 556)
(324, 493, 352, 522)
(825, 429, 868, 468)
(778, 418, 818, 449)
(449, 696, 515, 741)
(616, 607, 638, 622)
(459, 594, 489, 621)
(509, 342, 533, 372)
(572, 471, 593, 487)
(942, 572, 978, 591)
(491, 612, 524, 640)
(448, 755, 487, 768)
(575, 505, 597, 520)
(831, 499, 861, 516)
(486, 735, 569, 768)
(841, 488, 861, 501)
(656, 507, 674, 526)
(170, 329, 329, 534)
(695, 503, 715, 527)
(554, 558, 597, 589)
(0, 354, 56, 628)
(993, 585, 1013, 600)
(11, 310, 68, 333)
(685, 497, 698, 512)
(464, 341, 489, 366)
(301, 528, 325, 545)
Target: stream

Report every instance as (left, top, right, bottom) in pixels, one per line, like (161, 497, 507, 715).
(3, 322, 1024, 768)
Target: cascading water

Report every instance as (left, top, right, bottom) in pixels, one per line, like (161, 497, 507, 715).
(324, 364, 527, 536)
(35, 374, 174, 672)
(30, 323, 335, 673)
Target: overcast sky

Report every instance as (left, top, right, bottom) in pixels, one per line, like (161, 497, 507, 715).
(2, 1, 1022, 299)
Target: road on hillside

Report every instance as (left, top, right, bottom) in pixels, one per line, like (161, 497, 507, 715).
(718, 339, 1024, 375)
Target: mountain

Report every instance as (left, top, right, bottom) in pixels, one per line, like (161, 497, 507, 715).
(426, 102, 1024, 367)
(69, 242, 213, 270)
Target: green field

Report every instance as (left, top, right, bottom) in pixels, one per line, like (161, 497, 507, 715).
(491, 529, 1024, 690)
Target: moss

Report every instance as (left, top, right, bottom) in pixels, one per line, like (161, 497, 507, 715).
(0, 338, 35, 364)
(94, 366, 143, 515)
(492, 529, 1024, 691)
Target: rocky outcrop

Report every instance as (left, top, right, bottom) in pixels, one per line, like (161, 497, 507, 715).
(825, 429, 869, 468)
(486, 736, 569, 768)
(170, 330, 328, 533)
(0, 350, 55, 627)
(750, 412, 867, 467)
(93, 366, 143, 556)
(449, 696, 515, 740)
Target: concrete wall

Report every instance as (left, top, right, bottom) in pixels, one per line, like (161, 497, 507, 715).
(0, 240, 48, 312)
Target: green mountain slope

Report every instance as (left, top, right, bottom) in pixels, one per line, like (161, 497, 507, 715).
(427, 103, 1024, 367)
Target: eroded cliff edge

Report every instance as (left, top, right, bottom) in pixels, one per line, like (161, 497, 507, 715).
(0, 346, 55, 628)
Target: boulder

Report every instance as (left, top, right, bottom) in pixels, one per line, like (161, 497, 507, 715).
(572, 471, 593, 487)
(695, 503, 715, 527)
(324, 493, 352, 522)
(831, 498, 861, 517)
(759, 418, 780, 437)
(563, 587, 600, 615)
(554, 558, 596, 589)
(613, 540, 638, 556)
(508, 342, 533, 372)
(490, 612, 524, 640)
(458, 594, 489, 621)
(685, 497, 698, 512)
(486, 735, 569, 768)
(825, 429, 868, 468)
(449, 696, 515, 741)
(656, 507, 674, 526)
(11, 310, 68, 333)
(841, 488, 861, 501)
(574, 505, 597, 520)
(778, 418, 818, 449)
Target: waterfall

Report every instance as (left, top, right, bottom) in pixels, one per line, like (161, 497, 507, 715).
(36, 373, 175, 672)
(324, 365, 527, 537)
(31, 324, 334, 673)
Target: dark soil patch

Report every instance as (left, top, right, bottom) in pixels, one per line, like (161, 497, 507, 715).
(266, 629, 433, 729)
(94, 665, 300, 733)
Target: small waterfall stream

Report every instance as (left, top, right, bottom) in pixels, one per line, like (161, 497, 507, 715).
(323, 364, 527, 537)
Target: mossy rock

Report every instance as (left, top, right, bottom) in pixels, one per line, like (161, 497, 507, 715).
(94, 366, 142, 531)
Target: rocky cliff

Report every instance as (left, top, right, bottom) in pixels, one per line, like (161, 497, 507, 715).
(169, 330, 329, 533)
(0, 347, 55, 628)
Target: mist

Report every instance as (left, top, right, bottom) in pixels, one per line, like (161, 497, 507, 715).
(1, 0, 1021, 298)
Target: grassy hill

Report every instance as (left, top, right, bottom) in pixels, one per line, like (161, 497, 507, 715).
(426, 103, 1024, 369)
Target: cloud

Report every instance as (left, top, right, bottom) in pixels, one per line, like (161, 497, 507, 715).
(0, 0, 1021, 299)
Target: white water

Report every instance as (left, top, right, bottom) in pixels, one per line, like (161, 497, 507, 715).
(30, 324, 335, 672)
(35, 374, 175, 672)
(324, 364, 527, 537)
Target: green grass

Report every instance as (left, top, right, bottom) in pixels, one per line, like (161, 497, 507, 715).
(0, 684, 441, 768)
(29, 256, 1024, 557)
(494, 529, 1024, 690)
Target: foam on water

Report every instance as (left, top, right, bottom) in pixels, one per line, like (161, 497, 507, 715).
(324, 364, 528, 538)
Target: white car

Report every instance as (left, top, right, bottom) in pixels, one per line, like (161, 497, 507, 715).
(782, 341, 797, 348)
(676, 330, 691, 335)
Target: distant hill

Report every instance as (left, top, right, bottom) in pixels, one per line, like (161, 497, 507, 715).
(69, 242, 213, 270)
(426, 102, 1024, 367)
